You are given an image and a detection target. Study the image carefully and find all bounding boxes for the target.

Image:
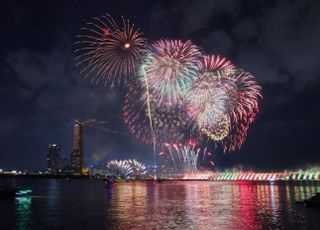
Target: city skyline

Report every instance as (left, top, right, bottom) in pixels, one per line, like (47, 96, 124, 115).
(1, 0, 320, 171)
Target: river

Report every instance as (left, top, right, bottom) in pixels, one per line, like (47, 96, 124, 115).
(1, 179, 320, 229)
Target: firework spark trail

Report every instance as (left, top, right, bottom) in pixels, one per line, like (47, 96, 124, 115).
(163, 143, 201, 174)
(165, 143, 177, 167)
(139, 66, 158, 179)
(202, 146, 208, 162)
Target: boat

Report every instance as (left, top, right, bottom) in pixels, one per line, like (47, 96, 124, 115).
(0, 185, 32, 199)
(296, 193, 320, 207)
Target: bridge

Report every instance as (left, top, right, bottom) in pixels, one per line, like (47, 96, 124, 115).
(182, 170, 320, 181)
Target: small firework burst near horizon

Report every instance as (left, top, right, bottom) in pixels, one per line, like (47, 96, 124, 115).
(106, 159, 147, 177)
(74, 14, 147, 86)
(106, 159, 133, 178)
(128, 159, 147, 175)
(160, 141, 202, 174)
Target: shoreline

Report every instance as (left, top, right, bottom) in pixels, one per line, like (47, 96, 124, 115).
(1, 174, 320, 185)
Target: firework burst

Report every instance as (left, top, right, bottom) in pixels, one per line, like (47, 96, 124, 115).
(106, 159, 147, 177)
(201, 54, 235, 74)
(123, 83, 152, 144)
(106, 160, 133, 178)
(222, 69, 262, 152)
(199, 109, 231, 141)
(140, 39, 201, 105)
(187, 55, 262, 152)
(160, 141, 204, 174)
(128, 159, 147, 175)
(123, 83, 188, 144)
(75, 14, 147, 86)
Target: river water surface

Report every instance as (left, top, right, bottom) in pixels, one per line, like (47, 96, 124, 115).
(1, 179, 320, 229)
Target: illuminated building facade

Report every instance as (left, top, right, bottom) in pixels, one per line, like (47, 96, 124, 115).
(46, 144, 61, 173)
(71, 121, 84, 175)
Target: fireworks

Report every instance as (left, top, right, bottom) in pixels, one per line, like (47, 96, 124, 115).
(199, 109, 231, 141)
(222, 69, 262, 152)
(148, 97, 188, 142)
(160, 141, 208, 174)
(75, 14, 147, 86)
(140, 40, 201, 105)
(128, 159, 147, 175)
(106, 160, 133, 178)
(186, 56, 234, 141)
(123, 83, 152, 144)
(123, 83, 188, 144)
(186, 55, 262, 151)
(200, 54, 235, 74)
(75, 14, 263, 170)
(106, 159, 147, 178)
(186, 74, 231, 140)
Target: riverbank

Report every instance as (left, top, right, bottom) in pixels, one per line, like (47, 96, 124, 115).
(0, 174, 89, 179)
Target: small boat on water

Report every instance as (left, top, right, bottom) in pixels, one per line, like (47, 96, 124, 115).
(296, 193, 320, 207)
(0, 185, 32, 199)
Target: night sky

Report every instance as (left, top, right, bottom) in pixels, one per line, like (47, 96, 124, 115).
(1, 0, 320, 171)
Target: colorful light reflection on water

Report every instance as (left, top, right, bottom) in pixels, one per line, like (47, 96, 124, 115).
(0, 179, 319, 229)
(15, 196, 32, 230)
(107, 181, 320, 229)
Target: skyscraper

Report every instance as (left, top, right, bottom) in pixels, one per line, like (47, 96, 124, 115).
(46, 144, 61, 173)
(71, 121, 84, 175)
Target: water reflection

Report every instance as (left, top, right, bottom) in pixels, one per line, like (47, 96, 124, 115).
(109, 182, 148, 229)
(2, 179, 319, 229)
(15, 197, 32, 230)
(107, 182, 320, 230)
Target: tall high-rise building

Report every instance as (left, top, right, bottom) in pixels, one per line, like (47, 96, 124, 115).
(71, 121, 84, 175)
(46, 144, 61, 173)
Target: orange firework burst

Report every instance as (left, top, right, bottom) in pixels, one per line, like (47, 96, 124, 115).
(75, 14, 147, 86)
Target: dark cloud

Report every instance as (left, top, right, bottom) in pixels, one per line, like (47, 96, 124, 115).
(201, 29, 234, 55)
(236, 46, 287, 83)
(232, 18, 258, 42)
(2, 45, 152, 169)
(180, 0, 240, 35)
(0, 117, 18, 136)
(0, 0, 320, 171)
(159, 0, 320, 85)
(256, 0, 320, 83)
